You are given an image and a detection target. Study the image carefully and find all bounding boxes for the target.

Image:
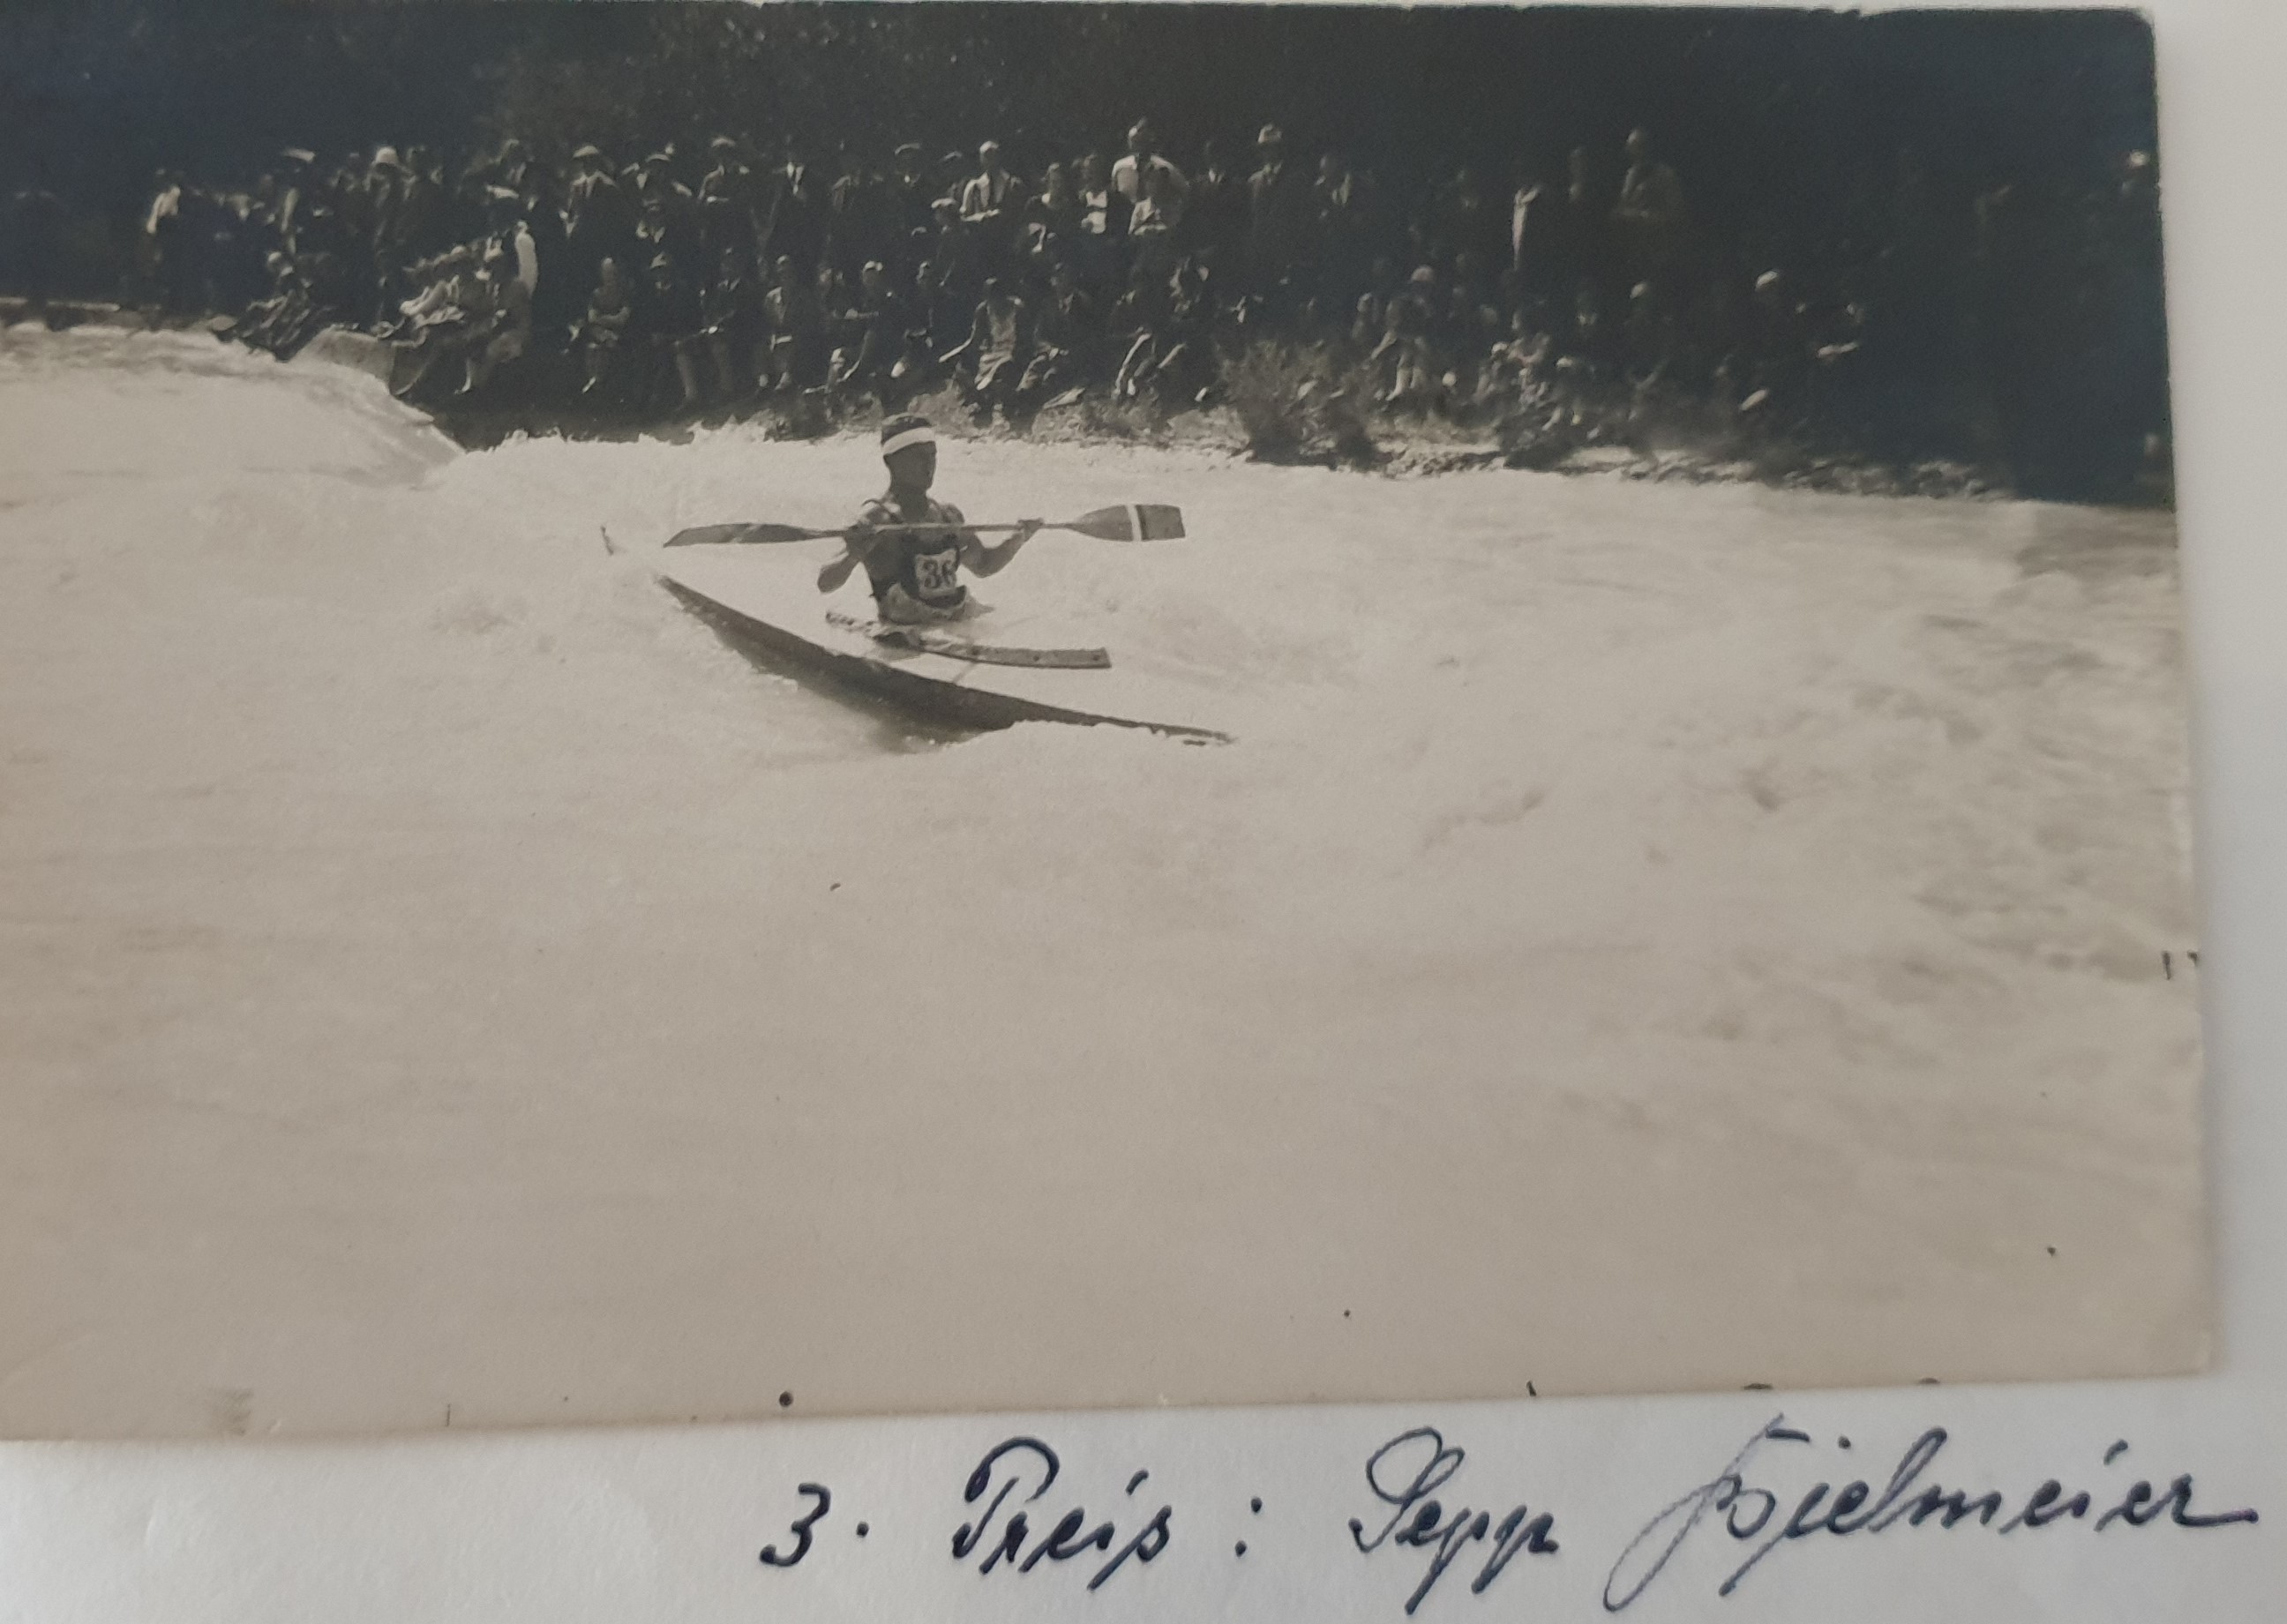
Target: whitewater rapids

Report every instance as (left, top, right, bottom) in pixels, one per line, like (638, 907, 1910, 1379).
(0, 327, 2204, 1437)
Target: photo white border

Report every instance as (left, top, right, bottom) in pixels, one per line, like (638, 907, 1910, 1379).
(0, 0, 2278, 1616)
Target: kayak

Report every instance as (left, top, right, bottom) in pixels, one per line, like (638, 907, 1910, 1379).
(657, 548, 1233, 742)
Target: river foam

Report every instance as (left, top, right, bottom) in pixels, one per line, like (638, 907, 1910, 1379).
(0, 326, 2206, 1434)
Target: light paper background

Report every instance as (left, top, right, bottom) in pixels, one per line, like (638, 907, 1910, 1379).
(1, 0, 2281, 1615)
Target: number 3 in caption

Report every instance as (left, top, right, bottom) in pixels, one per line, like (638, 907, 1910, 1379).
(761, 1483, 832, 1568)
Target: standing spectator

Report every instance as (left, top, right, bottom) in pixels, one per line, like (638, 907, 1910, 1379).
(1611, 127, 1687, 299)
(1247, 123, 1311, 307)
(958, 140, 1024, 273)
(566, 145, 636, 295)
(1112, 119, 1187, 207)
(365, 146, 410, 324)
(634, 153, 701, 259)
(933, 149, 971, 209)
(761, 140, 824, 277)
(926, 194, 982, 310)
(1127, 163, 1184, 280)
(698, 136, 762, 273)
(519, 168, 575, 339)
(1508, 159, 1580, 320)
(1313, 148, 1370, 306)
(396, 146, 450, 265)
(1074, 151, 1122, 288)
(885, 143, 935, 277)
(1019, 161, 1080, 281)
(275, 148, 318, 258)
(827, 146, 892, 281)
(1430, 165, 1490, 267)
(1186, 137, 1248, 275)
(143, 168, 190, 312)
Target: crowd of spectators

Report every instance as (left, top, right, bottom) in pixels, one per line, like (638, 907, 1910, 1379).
(32, 115, 2168, 481)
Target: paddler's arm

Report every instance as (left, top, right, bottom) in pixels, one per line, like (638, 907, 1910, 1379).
(816, 524, 880, 594)
(962, 518, 1042, 578)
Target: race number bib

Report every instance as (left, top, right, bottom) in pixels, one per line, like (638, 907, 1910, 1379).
(912, 547, 961, 599)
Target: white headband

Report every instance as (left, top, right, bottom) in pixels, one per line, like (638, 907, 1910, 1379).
(880, 423, 936, 458)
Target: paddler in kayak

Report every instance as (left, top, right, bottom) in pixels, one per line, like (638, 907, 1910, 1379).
(816, 413, 1041, 623)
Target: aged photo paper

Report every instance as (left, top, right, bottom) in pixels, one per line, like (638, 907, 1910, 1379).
(0, 4, 2203, 1437)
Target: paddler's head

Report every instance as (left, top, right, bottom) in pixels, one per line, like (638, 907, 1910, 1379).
(879, 414, 937, 497)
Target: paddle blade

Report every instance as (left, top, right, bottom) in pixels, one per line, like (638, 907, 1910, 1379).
(664, 522, 833, 548)
(1064, 504, 1186, 543)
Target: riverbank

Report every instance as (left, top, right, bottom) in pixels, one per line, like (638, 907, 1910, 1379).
(9, 296, 2137, 506)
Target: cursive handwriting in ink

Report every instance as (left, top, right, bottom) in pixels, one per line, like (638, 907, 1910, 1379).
(760, 1482, 830, 1568)
(951, 1435, 1174, 1590)
(1351, 1427, 1559, 1613)
(1605, 1418, 2261, 1609)
(1602, 1414, 1801, 1610)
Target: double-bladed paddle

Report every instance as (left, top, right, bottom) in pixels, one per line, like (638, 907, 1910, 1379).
(665, 503, 1185, 549)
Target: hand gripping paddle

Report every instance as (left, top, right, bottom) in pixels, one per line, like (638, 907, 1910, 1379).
(665, 504, 1186, 549)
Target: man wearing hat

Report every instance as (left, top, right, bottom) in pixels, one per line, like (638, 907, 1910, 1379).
(762, 139, 823, 277)
(815, 415, 1039, 623)
(566, 144, 635, 292)
(959, 140, 1024, 275)
(888, 142, 934, 272)
(1248, 123, 1311, 303)
(699, 136, 761, 271)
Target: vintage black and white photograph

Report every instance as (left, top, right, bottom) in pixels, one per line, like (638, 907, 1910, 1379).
(0, 3, 2201, 1438)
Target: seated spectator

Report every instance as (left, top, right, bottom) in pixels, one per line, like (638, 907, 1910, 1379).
(1623, 278, 1679, 391)
(234, 251, 327, 358)
(1737, 267, 1810, 420)
(1476, 306, 1557, 413)
(945, 275, 1033, 423)
(577, 255, 635, 399)
(638, 251, 705, 409)
(1016, 259, 1100, 418)
(886, 258, 958, 405)
(827, 258, 905, 406)
(760, 253, 827, 393)
(1110, 260, 1170, 399)
(700, 244, 761, 401)
(459, 238, 533, 396)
